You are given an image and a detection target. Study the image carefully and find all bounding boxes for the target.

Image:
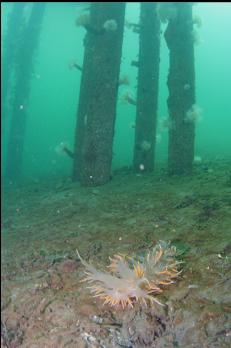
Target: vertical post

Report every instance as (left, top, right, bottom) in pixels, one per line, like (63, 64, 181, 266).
(73, 3, 125, 186)
(1, 2, 26, 121)
(72, 7, 95, 182)
(6, 3, 46, 180)
(133, 3, 160, 173)
(165, 3, 195, 175)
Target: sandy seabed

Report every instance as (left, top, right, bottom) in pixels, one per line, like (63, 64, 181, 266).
(1, 159, 231, 347)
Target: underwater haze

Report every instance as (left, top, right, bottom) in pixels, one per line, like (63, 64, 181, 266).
(1, 3, 231, 348)
(1, 2, 231, 180)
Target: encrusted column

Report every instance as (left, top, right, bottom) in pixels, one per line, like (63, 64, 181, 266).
(165, 3, 196, 175)
(133, 3, 160, 173)
(73, 3, 125, 186)
(6, 3, 46, 180)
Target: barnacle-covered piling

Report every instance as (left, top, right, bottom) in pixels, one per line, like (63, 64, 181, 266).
(164, 3, 196, 175)
(6, 3, 46, 180)
(73, 3, 125, 186)
(133, 3, 160, 173)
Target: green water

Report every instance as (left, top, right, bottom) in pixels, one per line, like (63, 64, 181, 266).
(1, 2, 231, 181)
(1, 4, 231, 346)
